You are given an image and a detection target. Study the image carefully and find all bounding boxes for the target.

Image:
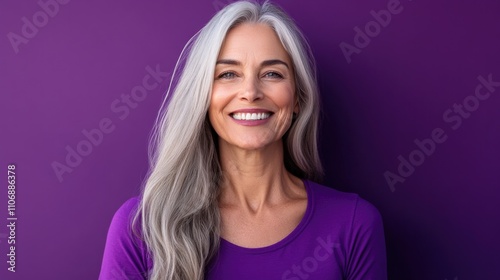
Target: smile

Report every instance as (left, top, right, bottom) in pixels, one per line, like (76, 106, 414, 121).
(231, 112, 272, 121)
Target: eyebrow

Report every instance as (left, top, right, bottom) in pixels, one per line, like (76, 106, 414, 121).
(216, 59, 290, 69)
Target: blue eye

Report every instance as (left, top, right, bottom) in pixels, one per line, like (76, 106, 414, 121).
(218, 71, 236, 79)
(264, 71, 283, 79)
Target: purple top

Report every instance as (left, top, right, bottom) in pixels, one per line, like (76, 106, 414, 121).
(99, 180, 387, 279)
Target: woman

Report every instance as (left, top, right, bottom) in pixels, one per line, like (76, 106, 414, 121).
(99, 1, 387, 279)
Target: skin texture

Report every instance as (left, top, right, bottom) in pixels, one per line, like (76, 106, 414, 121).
(209, 23, 307, 248)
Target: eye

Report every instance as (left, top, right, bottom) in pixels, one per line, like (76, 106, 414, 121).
(263, 71, 284, 79)
(217, 71, 237, 80)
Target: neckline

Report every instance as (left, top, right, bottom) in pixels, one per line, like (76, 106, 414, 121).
(219, 179, 313, 254)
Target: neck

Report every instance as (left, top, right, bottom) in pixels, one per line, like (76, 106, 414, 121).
(218, 139, 301, 214)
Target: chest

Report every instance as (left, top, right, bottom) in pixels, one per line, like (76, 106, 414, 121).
(206, 232, 345, 280)
(219, 199, 307, 248)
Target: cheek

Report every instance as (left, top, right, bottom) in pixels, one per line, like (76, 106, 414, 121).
(208, 101, 219, 129)
(208, 89, 229, 129)
(273, 84, 296, 110)
(268, 85, 296, 131)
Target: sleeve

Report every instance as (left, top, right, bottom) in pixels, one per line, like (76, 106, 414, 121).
(98, 197, 150, 280)
(344, 196, 388, 280)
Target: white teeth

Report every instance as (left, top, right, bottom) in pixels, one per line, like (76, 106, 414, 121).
(232, 112, 271, 120)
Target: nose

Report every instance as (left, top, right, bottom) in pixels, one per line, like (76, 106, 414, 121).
(239, 76, 263, 102)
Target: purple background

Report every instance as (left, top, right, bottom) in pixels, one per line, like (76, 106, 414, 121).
(1, 0, 499, 279)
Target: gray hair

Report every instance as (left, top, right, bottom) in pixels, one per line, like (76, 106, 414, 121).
(133, 1, 322, 279)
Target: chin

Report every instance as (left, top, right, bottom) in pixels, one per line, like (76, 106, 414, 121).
(231, 137, 280, 151)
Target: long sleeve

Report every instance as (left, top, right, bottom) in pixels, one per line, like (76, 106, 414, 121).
(99, 197, 151, 280)
(344, 196, 388, 280)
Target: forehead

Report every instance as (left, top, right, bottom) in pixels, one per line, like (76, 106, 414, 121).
(218, 23, 291, 62)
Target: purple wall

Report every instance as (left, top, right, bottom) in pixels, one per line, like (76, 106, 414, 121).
(1, 0, 498, 279)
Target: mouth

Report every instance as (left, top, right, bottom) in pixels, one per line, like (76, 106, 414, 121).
(230, 111, 273, 121)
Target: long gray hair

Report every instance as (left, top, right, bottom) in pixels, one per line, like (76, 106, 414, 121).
(133, 1, 323, 279)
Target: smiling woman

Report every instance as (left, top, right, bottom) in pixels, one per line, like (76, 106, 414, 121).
(99, 1, 387, 279)
(210, 23, 297, 151)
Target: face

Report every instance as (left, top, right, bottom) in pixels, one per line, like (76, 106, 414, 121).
(209, 23, 298, 151)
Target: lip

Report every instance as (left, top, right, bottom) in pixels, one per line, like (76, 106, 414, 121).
(230, 108, 274, 114)
(229, 108, 274, 126)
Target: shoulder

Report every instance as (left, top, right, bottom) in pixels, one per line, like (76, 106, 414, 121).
(106, 197, 142, 238)
(305, 180, 383, 227)
(112, 197, 141, 224)
(99, 197, 151, 279)
(106, 196, 146, 249)
(304, 180, 387, 278)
